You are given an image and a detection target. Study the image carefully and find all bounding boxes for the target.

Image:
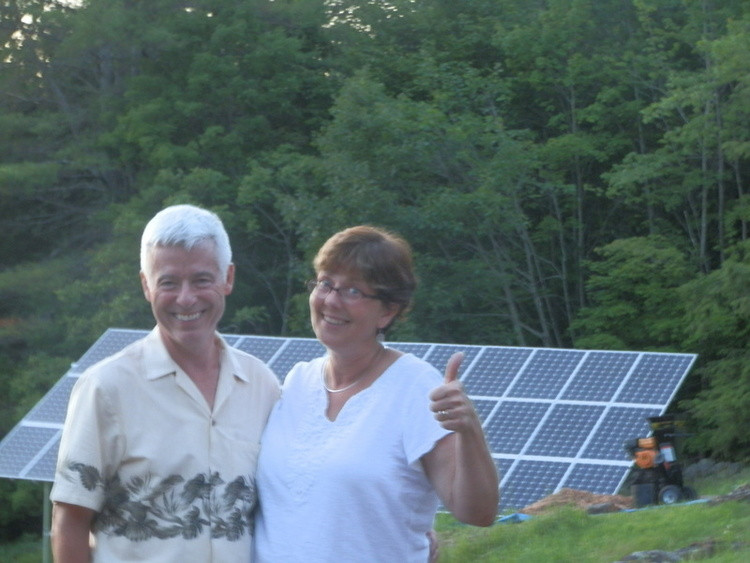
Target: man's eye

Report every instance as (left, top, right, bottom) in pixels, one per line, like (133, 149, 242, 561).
(320, 280, 335, 290)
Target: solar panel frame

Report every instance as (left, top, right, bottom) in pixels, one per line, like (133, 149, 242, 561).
(0, 328, 697, 513)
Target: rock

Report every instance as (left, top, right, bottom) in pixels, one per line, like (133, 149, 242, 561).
(674, 540, 717, 559)
(614, 537, 748, 561)
(587, 502, 620, 514)
(683, 458, 744, 482)
(682, 458, 715, 481)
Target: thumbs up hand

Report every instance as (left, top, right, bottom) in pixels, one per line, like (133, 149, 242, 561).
(429, 352, 479, 432)
(443, 351, 463, 384)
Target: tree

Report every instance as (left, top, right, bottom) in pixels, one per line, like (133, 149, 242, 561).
(680, 240, 750, 459)
(0, 0, 116, 264)
(606, 0, 750, 272)
(571, 236, 692, 351)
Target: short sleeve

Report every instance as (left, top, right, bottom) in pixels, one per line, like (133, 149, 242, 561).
(50, 372, 122, 511)
(400, 359, 452, 467)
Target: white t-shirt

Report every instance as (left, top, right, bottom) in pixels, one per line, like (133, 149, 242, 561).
(51, 327, 280, 563)
(253, 353, 451, 563)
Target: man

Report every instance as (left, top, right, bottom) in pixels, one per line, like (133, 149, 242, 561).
(50, 204, 280, 562)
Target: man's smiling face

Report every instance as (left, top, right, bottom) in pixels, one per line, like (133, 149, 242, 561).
(140, 242, 234, 352)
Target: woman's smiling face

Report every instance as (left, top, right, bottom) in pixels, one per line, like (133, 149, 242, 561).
(309, 271, 397, 353)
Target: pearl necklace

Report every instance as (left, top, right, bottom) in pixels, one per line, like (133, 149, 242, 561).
(321, 347, 384, 393)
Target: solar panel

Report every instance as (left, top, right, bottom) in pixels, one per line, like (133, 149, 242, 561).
(561, 351, 635, 401)
(508, 349, 585, 399)
(485, 401, 550, 453)
(503, 460, 571, 510)
(0, 328, 696, 514)
(525, 404, 606, 457)
(462, 347, 532, 396)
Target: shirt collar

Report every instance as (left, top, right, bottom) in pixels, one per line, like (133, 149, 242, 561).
(142, 327, 249, 383)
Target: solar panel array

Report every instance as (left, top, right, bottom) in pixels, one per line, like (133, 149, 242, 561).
(0, 328, 696, 512)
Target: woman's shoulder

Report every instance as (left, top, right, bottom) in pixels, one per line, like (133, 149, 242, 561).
(283, 356, 326, 389)
(389, 352, 442, 386)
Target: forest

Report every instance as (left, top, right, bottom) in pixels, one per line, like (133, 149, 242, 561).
(1, 0, 749, 540)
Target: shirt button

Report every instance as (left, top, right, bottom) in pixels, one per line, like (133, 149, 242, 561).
(211, 419, 216, 426)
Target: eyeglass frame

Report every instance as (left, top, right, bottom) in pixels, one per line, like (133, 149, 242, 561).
(306, 279, 383, 303)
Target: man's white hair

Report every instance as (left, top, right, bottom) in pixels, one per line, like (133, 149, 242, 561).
(140, 204, 232, 278)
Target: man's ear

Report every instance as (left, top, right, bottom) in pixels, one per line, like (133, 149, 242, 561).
(224, 263, 235, 295)
(140, 271, 152, 302)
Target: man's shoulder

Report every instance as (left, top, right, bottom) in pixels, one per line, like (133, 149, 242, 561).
(76, 334, 151, 385)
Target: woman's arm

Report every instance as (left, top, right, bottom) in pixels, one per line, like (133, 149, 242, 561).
(422, 353, 499, 526)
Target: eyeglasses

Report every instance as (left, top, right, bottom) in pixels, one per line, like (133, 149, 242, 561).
(306, 279, 381, 303)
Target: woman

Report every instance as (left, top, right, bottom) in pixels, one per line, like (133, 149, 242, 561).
(253, 226, 499, 562)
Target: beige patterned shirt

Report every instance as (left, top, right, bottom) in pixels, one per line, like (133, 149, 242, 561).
(51, 327, 280, 562)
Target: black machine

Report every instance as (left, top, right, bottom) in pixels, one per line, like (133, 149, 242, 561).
(624, 415, 697, 507)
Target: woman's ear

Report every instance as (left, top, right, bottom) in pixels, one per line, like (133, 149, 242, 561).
(378, 301, 402, 332)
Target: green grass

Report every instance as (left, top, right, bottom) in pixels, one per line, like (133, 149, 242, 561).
(437, 502, 750, 562)
(2, 468, 749, 562)
(436, 466, 750, 562)
(688, 464, 750, 496)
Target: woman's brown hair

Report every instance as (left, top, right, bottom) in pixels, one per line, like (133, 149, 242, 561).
(313, 225, 417, 320)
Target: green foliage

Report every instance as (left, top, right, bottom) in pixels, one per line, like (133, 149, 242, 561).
(6, 353, 70, 423)
(436, 499, 750, 562)
(0, 532, 41, 563)
(680, 241, 750, 358)
(0, 481, 44, 543)
(572, 236, 692, 350)
(684, 353, 750, 460)
(680, 240, 750, 459)
(688, 464, 750, 497)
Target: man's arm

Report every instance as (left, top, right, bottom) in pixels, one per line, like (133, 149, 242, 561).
(51, 502, 96, 562)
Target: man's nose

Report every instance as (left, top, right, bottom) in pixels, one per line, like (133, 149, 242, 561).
(176, 282, 197, 305)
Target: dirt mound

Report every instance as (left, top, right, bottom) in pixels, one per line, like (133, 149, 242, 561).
(521, 488, 634, 515)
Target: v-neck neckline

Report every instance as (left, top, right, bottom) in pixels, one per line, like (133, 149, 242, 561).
(321, 352, 406, 422)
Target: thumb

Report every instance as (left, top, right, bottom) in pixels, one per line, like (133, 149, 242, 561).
(444, 351, 464, 384)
